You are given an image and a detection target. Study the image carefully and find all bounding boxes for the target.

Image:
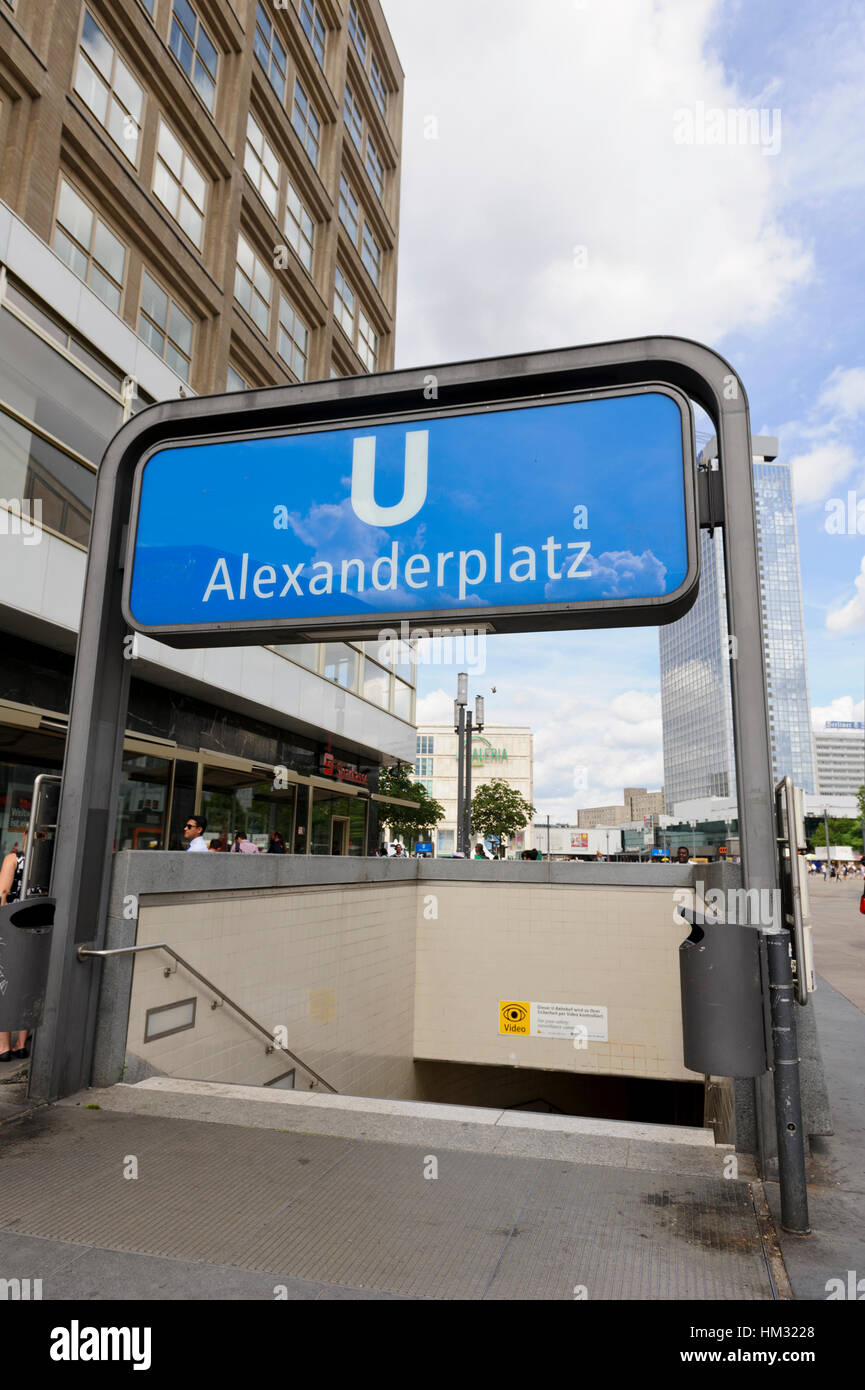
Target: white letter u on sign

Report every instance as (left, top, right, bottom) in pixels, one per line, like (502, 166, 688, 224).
(351, 431, 428, 526)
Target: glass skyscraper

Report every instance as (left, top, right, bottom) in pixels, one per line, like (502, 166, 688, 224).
(660, 437, 815, 811)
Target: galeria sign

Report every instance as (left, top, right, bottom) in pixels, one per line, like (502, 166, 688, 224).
(124, 386, 697, 643)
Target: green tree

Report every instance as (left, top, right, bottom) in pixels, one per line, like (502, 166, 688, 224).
(857, 785, 865, 825)
(471, 778, 536, 858)
(807, 817, 862, 856)
(377, 763, 445, 847)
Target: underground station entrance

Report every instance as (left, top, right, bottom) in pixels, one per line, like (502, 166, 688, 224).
(2, 336, 819, 1239)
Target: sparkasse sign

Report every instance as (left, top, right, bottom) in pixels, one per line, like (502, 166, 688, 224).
(123, 385, 698, 646)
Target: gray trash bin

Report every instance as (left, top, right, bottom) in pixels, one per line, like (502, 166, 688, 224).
(0, 897, 55, 1031)
(679, 908, 769, 1077)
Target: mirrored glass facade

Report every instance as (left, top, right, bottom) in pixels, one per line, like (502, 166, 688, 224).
(660, 453, 815, 811)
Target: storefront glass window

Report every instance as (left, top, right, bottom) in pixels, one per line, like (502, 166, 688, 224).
(310, 788, 366, 856)
(201, 767, 296, 851)
(115, 753, 171, 850)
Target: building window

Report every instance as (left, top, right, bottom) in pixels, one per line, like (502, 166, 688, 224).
(285, 183, 314, 273)
(414, 756, 433, 777)
(361, 222, 380, 288)
(369, 55, 387, 116)
(417, 735, 435, 756)
(169, 0, 218, 113)
(253, 0, 287, 102)
(153, 119, 207, 248)
(344, 83, 363, 153)
(393, 680, 413, 721)
(357, 308, 377, 371)
(226, 364, 247, 391)
(292, 79, 320, 167)
(139, 0, 156, 16)
(365, 135, 383, 201)
(235, 233, 272, 335)
(323, 643, 357, 689)
(363, 660, 389, 709)
(338, 174, 358, 242)
(348, 1, 366, 62)
(277, 294, 309, 381)
(53, 179, 127, 314)
(333, 267, 355, 340)
(244, 114, 280, 216)
(138, 271, 193, 381)
(299, 0, 326, 67)
(74, 10, 143, 166)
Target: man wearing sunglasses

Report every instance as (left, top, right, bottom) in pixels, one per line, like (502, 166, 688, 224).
(183, 816, 208, 853)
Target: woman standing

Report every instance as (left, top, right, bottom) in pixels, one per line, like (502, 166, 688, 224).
(0, 836, 29, 1061)
(267, 830, 287, 854)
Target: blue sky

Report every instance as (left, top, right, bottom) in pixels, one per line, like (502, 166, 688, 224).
(382, 0, 865, 817)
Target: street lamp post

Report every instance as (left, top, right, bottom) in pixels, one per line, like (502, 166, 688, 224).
(463, 694, 484, 854)
(454, 674, 468, 855)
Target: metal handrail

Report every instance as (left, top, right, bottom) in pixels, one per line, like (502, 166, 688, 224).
(78, 943, 337, 1093)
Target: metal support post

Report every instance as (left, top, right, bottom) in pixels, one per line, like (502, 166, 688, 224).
(464, 710, 473, 852)
(455, 704, 465, 855)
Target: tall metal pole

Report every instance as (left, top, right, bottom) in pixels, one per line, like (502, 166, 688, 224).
(824, 806, 831, 874)
(455, 704, 465, 856)
(464, 710, 473, 852)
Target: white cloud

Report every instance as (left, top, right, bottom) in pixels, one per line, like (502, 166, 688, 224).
(819, 367, 865, 419)
(826, 556, 865, 633)
(788, 441, 859, 505)
(417, 681, 664, 821)
(811, 694, 865, 728)
(385, 0, 812, 367)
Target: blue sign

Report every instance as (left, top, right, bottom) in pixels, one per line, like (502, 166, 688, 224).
(651, 847, 665, 858)
(125, 388, 696, 641)
(414, 842, 433, 855)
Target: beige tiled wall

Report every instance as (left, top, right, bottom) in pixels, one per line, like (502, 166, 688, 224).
(414, 882, 693, 1082)
(124, 875, 693, 1096)
(127, 883, 418, 1097)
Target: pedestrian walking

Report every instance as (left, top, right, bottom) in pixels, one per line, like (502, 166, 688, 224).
(0, 832, 29, 1061)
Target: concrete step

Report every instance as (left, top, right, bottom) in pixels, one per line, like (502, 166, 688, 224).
(60, 1077, 757, 1179)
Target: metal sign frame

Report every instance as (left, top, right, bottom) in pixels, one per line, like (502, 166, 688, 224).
(27, 335, 807, 1228)
(121, 382, 699, 646)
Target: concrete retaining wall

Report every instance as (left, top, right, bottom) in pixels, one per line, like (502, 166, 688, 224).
(93, 852, 742, 1100)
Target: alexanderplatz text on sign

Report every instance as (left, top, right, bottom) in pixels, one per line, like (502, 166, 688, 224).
(30, 338, 807, 1233)
(124, 386, 699, 645)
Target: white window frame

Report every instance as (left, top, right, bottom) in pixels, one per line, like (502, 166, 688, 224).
(333, 266, 355, 341)
(292, 78, 321, 167)
(138, 269, 194, 381)
(285, 182, 315, 273)
(277, 295, 309, 381)
(169, 0, 219, 114)
(53, 178, 127, 314)
(234, 232, 273, 336)
(244, 113, 280, 217)
(74, 9, 144, 167)
(153, 118, 208, 249)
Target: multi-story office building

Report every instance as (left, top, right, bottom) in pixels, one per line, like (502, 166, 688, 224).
(577, 787, 665, 829)
(0, 0, 412, 857)
(814, 722, 865, 801)
(659, 435, 816, 810)
(412, 725, 534, 857)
